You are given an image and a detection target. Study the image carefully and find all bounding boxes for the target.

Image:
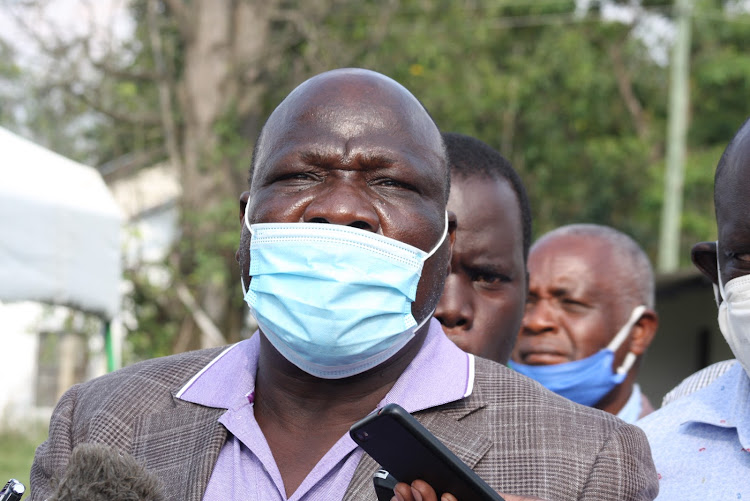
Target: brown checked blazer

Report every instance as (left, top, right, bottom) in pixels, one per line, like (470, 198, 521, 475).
(31, 347, 658, 501)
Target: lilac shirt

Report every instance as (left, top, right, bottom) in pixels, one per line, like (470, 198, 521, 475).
(176, 318, 474, 501)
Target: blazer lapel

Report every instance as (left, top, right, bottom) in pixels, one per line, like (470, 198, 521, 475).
(343, 385, 491, 501)
(131, 395, 228, 501)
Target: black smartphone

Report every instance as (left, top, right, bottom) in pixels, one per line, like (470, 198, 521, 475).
(350, 403, 505, 501)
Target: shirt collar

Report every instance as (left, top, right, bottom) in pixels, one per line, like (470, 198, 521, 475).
(680, 361, 750, 449)
(617, 383, 642, 424)
(177, 318, 473, 414)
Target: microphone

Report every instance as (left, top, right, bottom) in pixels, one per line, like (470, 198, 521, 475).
(0, 479, 25, 501)
(48, 443, 165, 501)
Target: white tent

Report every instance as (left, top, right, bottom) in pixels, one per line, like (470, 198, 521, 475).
(0, 127, 122, 319)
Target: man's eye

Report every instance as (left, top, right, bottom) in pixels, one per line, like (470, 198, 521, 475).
(275, 171, 317, 183)
(374, 178, 416, 190)
(737, 253, 750, 262)
(470, 272, 510, 285)
(561, 298, 589, 311)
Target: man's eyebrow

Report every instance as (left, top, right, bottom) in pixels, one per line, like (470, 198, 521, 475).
(299, 151, 329, 166)
(299, 151, 397, 168)
(357, 153, 397, 168)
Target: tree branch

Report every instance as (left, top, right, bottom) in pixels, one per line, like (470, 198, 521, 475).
(65, 83, 163, 126)
(147, 0, 184, 173)
(175, 282, 227, 348)
(91, 59, 160, 82)
(161, 0, 194, 41)
(609, 42, 647, 139)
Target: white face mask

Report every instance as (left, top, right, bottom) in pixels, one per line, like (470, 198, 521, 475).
(716, 242, 750, 378)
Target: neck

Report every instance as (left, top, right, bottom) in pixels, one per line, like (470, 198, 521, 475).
(595, 371, 637, 416)
(253, 328, 428, 428)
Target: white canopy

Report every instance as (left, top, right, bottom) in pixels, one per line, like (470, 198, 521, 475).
(0, 127, 122, 319)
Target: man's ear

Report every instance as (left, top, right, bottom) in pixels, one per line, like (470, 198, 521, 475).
(239, 191, 251, 222)
(629, 309, 658, 356)
(235, 191, 251, 264)
(691, 241, 719, 285)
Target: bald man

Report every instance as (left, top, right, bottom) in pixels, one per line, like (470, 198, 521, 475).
(510, 224, 658, 423)
(32, 70, 657, 501)
(638, 118, 750, 499)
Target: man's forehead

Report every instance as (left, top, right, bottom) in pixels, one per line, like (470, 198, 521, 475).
(272, 70, 428, 130)
(530, 236, 616, 284)
(253, 70, 445, 178)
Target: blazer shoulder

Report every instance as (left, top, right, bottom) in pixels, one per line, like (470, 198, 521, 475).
(472, 356, 625, 428)
(81, 346, 227, 391)
(64, 346, 228, 429)
(464, 357, 657, 500)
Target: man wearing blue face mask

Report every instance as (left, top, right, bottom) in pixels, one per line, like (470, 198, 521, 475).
(510, 224, 659, 423)
(637, 118, 750, 499)
(32, 69, 658, 501)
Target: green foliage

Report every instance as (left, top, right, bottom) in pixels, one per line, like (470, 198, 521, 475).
(4, 0, 748, 360)
(0, 40, 22, 127)
(0, 426, 48, 492)
(122, 266, 180, 363)
(690, 5, 750, 146)
(325, 1, 671, 261)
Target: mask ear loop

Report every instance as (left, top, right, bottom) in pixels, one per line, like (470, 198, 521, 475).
(414, 212, 448, 327)
(715, 240, 725, 307)
(423, 211, 450, 260)
(241, 207, 255, 295)
(244, 204, 255, 236)
(606, 305, 647, 375)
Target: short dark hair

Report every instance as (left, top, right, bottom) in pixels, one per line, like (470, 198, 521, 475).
(442, 132, 532, 260)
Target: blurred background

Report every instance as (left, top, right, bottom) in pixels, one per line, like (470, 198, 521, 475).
(0, 0, 748, 485)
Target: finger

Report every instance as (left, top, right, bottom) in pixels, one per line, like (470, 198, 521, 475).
(394, 482, 413, 501)
(410, 479, 439, 501)
(440, 493, 458, 501)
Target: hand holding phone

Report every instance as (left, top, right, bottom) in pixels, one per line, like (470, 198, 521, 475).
(350, 403, 505, 501)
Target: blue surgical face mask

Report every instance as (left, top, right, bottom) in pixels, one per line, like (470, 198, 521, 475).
(241, 210, 448, 379)
(508, 305, 646, 406)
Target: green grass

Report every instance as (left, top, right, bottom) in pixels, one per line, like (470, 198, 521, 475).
(0, 427, 48, 496)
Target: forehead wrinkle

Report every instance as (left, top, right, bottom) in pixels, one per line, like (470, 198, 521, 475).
(254, 69, 448, 200)
(299, 149, 397, 170)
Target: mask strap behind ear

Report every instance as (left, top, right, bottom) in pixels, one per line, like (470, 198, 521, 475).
(606, 305, 647, 352)
(716, 240, 726, 305)
(609, 305, 647, 376)
(616, 352, 637, 375)
(424, 211, 450, 260)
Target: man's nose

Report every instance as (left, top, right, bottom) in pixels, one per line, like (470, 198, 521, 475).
(302, 180, 380, 231)
(522, 299, 557, 335)
(434, 274, 473, 330)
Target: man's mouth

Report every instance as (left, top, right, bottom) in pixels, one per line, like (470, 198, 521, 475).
(518, 348, 570, 366)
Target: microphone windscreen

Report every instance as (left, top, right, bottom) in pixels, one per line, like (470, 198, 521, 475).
(49, 443, 165, 501)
